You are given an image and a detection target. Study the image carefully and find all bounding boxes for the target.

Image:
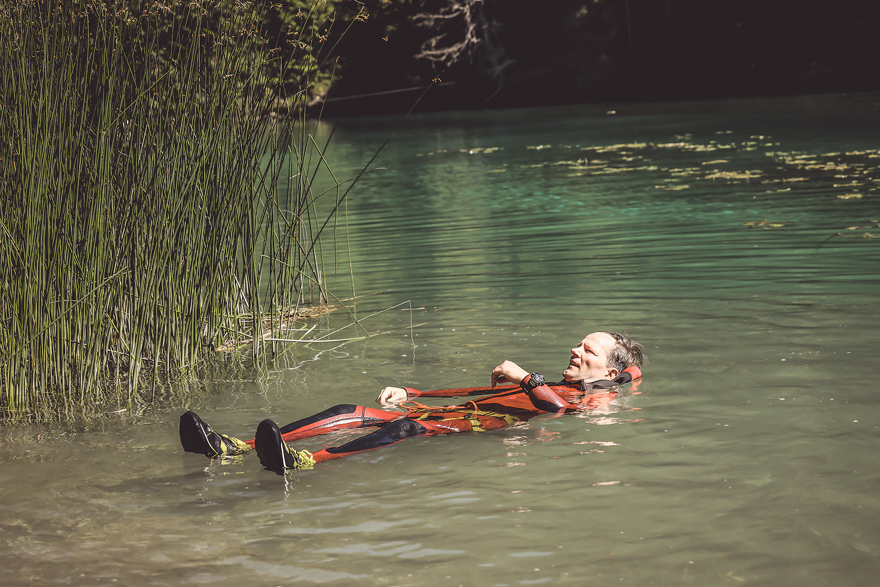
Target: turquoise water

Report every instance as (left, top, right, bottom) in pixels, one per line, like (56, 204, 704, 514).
(2, 94, 880, 585)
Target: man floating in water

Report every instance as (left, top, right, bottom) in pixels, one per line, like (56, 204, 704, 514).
(179, 331, 646, 473)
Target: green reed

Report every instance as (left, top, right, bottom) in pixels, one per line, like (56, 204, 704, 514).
(0, 0, 360, 420)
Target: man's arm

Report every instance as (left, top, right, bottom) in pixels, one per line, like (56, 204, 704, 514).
(524, 379, 576, 412)
(376, 359, 539, 406)
(376, 383, 520, 406)
(524, 366, 642, 412)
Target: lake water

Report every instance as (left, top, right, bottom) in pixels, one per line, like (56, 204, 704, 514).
(3, 93, 880, 586)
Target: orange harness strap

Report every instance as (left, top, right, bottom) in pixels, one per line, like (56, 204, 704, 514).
(398, 399, 481, 413)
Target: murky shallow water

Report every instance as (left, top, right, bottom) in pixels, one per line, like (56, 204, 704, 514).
(3, 93, 880, 586)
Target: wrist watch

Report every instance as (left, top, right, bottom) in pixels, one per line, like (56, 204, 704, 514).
(522, 372, 545, 392)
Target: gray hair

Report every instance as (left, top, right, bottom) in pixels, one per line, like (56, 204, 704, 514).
(603, 332, 647, 372)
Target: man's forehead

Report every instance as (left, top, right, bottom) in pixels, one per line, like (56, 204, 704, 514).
(580, 331, 615, 350)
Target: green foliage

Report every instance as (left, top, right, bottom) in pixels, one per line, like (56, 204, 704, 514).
(0, 0, 364, 421)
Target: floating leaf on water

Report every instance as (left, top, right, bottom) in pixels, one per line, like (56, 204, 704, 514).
(705, 170, 763, 181)
(702, 159, 729, 165)
(851, 542, 877, 556)
(524, 160, 577, 168)
(590, 142, 648, 153)
(461, 147, 503, 154)
(744, 219, 793, 229)
(837, 194, 863, 199)
(821, 229, 880, 243)
(591, 167, 627, 175)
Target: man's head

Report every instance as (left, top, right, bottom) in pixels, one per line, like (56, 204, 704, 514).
(562, 331, 646, 383)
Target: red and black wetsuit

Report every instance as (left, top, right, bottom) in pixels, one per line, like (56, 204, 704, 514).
(245, 366, 642, 464)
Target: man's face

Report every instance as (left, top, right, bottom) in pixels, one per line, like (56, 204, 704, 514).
(562, 332, 618, 382)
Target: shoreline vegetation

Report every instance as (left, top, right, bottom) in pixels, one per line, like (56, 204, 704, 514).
(0, 0, 377, 422)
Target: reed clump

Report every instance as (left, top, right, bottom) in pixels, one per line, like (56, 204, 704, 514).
(0, 0, 361, 421)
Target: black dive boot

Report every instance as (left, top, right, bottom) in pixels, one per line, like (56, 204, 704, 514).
(254, 419, 315, 473)
(179, 411, 251, 458)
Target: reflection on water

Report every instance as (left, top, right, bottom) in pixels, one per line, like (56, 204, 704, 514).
(2, 94, 880, 586)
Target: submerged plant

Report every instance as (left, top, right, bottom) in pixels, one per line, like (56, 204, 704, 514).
(0, 0, 366, 420)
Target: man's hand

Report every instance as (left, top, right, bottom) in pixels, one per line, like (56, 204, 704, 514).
(376, 386, 408, 405)
(491, 360, 529, 388)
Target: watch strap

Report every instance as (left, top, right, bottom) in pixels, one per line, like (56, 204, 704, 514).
(521, 372, 545, 392)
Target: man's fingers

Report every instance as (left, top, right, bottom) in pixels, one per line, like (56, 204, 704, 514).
(377, 386, 407, 404)
(490, 365, 509, 388)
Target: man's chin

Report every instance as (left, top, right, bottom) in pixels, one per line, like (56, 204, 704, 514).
(561, 371, 574, 382)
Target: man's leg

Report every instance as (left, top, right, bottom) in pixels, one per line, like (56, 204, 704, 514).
(303, 410, 518, 464)
(179, 404, 400, 459)
(256, 417, 428, 472)
(278, 404, 401, 442)
(258, 409, 520, 471)
(182, 406, 520, 469)
(310, 418, 428, 463)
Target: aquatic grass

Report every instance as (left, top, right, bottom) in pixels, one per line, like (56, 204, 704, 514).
(0, 0, 365, 421)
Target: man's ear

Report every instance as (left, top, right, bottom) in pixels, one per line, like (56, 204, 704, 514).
(606, 368, 619, 381)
